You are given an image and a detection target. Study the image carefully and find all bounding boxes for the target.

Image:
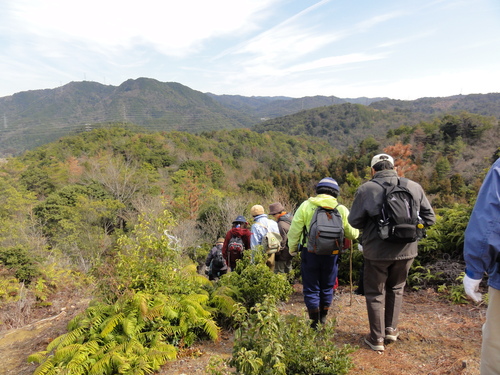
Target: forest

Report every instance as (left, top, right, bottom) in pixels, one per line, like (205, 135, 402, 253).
(0, 108, 498, 374)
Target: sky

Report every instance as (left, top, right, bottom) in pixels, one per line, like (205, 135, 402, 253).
(1, 0, 499, 100)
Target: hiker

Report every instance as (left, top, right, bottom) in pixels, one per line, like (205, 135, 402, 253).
(269, 202, 294, 274)
(250, 204, 279, 270)
(288, 177, 359, 328)
(222, 215, 251, 271)
(463, 157, 500, 374)
(348, 153, 436, 351)
(205, 237, 228, 281)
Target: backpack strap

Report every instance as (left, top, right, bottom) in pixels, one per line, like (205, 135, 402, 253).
(371, 177, 399, 188)
(256, 221, 269, 230)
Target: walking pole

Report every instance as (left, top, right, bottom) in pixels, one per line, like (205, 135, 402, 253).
(349, 241, 353, 306)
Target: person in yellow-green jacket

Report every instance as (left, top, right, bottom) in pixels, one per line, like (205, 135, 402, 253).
(288, 177, 359, 328)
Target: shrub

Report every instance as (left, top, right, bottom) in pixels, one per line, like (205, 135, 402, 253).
(0, 245, 39, 283)
(218, 250, 293, 308)
(230, 297, 354, 375)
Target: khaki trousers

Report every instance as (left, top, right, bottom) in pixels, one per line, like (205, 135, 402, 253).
(481, 286, 500, 375)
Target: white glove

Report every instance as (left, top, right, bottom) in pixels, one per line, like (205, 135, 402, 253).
(357, 244, 363, 252)
(463, 274, 482, 303)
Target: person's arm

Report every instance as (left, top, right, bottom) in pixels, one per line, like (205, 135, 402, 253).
(338, 205, 359, 240)
(464, 160, 500, 276)
(463, 158, 500, 302)
(288, 203, 307, 255)
(348, 188, 368, 229)
(418, 188, 436, 227)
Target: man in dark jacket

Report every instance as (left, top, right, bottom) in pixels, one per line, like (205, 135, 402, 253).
(348, 153, 436, 351)
(269, 202, 293, 274)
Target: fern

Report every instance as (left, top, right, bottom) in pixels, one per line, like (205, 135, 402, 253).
(46, 326, 87, 352)
(32, 359, 55, 375)
(100, 312, 125, 337)
(27, 351, 48, 364)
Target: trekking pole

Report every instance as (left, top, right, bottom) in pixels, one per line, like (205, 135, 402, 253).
(349, 241, 353, 306)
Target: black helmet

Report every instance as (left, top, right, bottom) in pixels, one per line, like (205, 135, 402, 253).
(233, 215, 246, 224)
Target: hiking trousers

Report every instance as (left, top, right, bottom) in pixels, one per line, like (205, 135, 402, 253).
(363, 258, 414, 341)
(301, 246, 338, 310)
(481, 286, 500, 375)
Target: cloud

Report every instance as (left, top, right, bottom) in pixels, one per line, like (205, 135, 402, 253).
(8, 0, 279, 57)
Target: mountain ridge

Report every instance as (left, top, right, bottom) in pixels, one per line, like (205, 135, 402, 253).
(0, 77, 498, 156)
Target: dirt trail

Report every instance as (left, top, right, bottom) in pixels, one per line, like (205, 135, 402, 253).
(1, 286, 485, 375)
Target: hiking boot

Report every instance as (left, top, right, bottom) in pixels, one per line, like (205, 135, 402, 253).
(364, 335, 385, 351)
(385, 327, 399, 343)
(308, 308, 320, 330)
(319, 306, 329, 325)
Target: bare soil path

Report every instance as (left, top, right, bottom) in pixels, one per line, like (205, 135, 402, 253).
(1, 285, 485, 375)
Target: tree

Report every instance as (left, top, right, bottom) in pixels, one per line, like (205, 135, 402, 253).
(383, 142, 418, 177)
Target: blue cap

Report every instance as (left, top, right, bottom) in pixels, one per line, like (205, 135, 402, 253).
(233, 215, 247, 224)
(316, 177, 340, 192)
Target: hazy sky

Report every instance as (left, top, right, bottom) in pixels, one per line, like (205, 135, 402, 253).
(1, 0, 499, 100)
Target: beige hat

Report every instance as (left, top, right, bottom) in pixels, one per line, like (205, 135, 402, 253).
(370, 153, 394, 168)
(250, 204, 265, 217)
(268, 202, 285, 215)
(216, 237, 225, 244)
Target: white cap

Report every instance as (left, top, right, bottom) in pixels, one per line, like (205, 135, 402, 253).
(370, 154, 394, 168)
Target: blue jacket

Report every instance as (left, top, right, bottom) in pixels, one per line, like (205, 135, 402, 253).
(464, 158, 500, 290)
(250, 214, 279, 249)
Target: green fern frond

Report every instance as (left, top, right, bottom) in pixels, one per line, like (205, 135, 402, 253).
(203, 319, 220, 341)
(100, 312, 125, 337)
(88, 353, 113, 375)
(155, 342, 178, 360)
(146, 342, 178, 367)
(158, 323, 183, 338)
(132, 292, 152, 318)
(27, 351, 48, 364)
(66, 350, 92, 372)
(110, 352, 128, 370)
(46, 326, 87, 352)
(32, 358, 56, 375)
(184, 292, 210, 305)
(214, 284, 244, 302)
(136, 329, 163, 345)
(53, 343, 84, 362)
(144, 303, 169, 321)
(122, 314, 139, 337)
(211, 294, 238, 316)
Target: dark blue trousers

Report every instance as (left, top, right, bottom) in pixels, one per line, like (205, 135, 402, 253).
(300, 246, 339, 310)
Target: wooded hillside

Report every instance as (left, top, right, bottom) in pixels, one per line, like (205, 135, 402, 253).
(0, 89, 499, 374)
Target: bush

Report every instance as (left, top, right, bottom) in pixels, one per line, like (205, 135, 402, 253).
(230, 297, 354, 375)
(218, 250, 293, 308)
(0, 245, 39, 283)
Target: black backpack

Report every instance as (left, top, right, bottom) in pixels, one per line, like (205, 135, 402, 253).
(305, 206, 344, 255)
(372, 178, 419, 243)
(212, 246, 226, 270)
